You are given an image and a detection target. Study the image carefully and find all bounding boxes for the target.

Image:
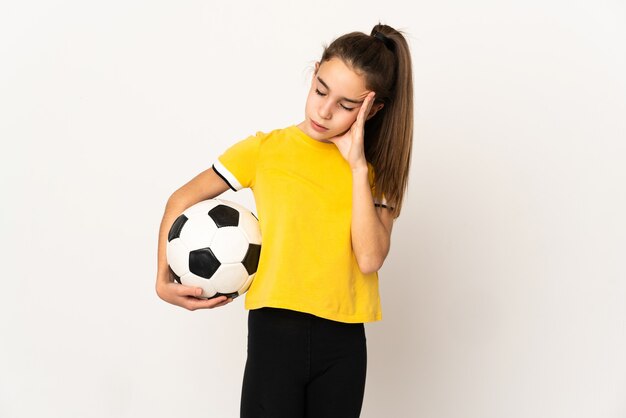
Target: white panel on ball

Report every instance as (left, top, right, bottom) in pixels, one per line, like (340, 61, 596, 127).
(166, 239, 191, 277)
(211, 227, 249, 263)
(212, 263, 249, 293)
(238, 211, 262, 244)
(179, 215, 218, 250)
(238, 273, 255, 294)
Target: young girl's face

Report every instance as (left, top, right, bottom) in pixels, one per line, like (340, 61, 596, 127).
(298, 57, 374, 142)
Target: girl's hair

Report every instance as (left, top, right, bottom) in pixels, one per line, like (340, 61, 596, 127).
(320, 23, 413, 218)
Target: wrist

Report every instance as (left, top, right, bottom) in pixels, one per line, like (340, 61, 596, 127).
(351, 163, 369, 174)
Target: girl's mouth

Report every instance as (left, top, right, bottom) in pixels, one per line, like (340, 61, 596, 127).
(311, 120, 328, 132)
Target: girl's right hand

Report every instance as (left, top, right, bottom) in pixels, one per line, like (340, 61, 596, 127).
(156, 274, 233, 311)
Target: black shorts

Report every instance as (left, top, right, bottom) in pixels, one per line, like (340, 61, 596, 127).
(240, 307, 367, 418)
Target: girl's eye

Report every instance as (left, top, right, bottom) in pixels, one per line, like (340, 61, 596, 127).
(315, 88, 354, 111)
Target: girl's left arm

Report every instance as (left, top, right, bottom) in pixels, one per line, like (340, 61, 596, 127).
(350, 166, 394, 274)
(329, 91, 395, 274)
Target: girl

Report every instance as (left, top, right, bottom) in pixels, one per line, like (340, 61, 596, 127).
(156, 23, 413, 418)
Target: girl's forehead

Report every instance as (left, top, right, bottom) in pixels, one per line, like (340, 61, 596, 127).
(317, 58, 369, 97)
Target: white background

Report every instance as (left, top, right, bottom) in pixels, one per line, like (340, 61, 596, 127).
(1, 1, 625, 417)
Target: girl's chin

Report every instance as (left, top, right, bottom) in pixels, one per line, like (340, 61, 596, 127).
(300, 123, 331, 140)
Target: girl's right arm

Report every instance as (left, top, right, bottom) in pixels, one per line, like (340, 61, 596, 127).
(155, 166, 232, 310)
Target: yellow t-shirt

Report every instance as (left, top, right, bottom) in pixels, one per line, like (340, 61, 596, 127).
(213, 125, 382, 323)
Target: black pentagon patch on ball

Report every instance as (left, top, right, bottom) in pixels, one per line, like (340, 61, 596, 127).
(208, 205, 240, 227)
(189, 247, 221, 279)
(210, 291, 240, 300)
(242, 244, 262, 275)
(168, 214, 188, 242)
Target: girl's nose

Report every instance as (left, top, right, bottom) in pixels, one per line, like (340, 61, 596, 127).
(318, 100, 333, 120)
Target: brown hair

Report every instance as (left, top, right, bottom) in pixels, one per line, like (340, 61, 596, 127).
(319, 23, 414, 218)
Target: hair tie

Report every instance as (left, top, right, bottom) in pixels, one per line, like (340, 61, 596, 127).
(372, 31, 395, 52)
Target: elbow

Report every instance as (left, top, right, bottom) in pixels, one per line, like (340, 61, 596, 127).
(356, 255, 385, 275)
(354, 237, 391, 274)
(166, 189, 191, 211)
(166, 191, 180, 209)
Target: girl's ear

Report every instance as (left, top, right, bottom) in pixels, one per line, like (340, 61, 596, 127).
(367, 103, 384, 120)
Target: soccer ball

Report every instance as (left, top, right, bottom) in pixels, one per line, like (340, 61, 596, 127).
(166, 198, 262, 299)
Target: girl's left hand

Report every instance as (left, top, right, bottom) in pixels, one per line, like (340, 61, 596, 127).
(328, 91, 376, 171)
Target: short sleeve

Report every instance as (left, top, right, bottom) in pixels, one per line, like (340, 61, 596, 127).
(212, 131, 264, 191)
